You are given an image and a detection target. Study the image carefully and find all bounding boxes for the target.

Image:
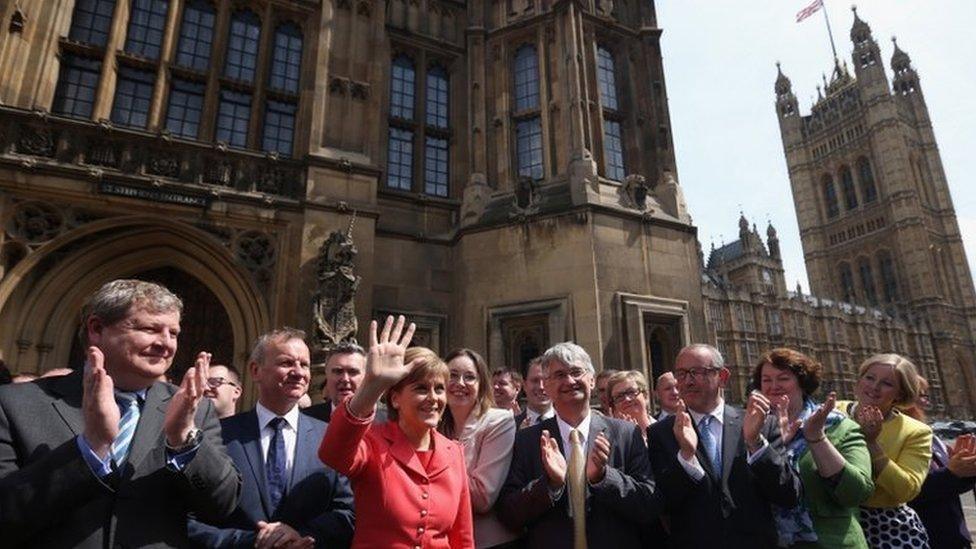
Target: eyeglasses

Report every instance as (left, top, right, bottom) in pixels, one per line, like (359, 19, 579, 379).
(612, 388, 645, 404)
(548, 367, 590, 382)
(449, 372, 479, 385)
(673, 368, 720, 382)
(207, 376, 239, 388)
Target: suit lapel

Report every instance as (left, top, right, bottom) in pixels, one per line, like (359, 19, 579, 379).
(290, 414, 317, 490)
(125, 381, 169, 473)
(540, 416, 565, 457)
(587, 413, 606, 455)
(239, 410, 274, 516)
(384, 423, 429, 479)
(50, 371, 85, 436)
(721, 405, 742, 483)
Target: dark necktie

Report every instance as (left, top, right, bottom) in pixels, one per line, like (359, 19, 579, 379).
(266, 417, 287, 511)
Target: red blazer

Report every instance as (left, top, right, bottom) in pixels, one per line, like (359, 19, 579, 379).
(319, 401, 475, 549)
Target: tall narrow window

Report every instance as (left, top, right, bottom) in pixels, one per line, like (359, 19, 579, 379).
(390, 55, 415, 120)
(387, 128, 413, 191)
(262, 100, 296, 156)
(858, 157, 877, 203)
(124, 0, 168, 59)
(53, 55, 102, 118)
(268, 23, 302, 93)
(424, 137, 448, 196)
(224, 11, 261, 82)
(516, 118, 543, 181)
(425, 66, 448, 130)
(175, 0, 215, 71)
(165, 78, 205, 138)
(839, 262, 855, 302)
(110, 67, 155, 128)
(596, 46, 619, 110)
(823, 175, 839, 219)
(603, 119, 625, 181)
(513, 45, 540, 111)
(879, 252, 899, 302)
(216, 90, 252, 147)
(858, 258, 877, 305)
(840, 166, 858, 210)
(68, 0, 116, 47)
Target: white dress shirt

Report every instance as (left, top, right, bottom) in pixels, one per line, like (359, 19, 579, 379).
(555, 412, 593, 455)
(676, 398, 768, 481)
(256, 402, 300, 479)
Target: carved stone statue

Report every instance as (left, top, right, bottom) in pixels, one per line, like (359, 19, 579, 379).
(312, 223, 360, 354)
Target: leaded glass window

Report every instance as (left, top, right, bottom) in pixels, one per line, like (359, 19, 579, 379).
(597, 46, 618, 110)
(224, 11, 261, 82)
(841, 166, 858, 210)
(859, 157, 877, 203)
(68, 0, 116, 47)
(124, 0, 168, 59)
(387, 127, 413, 190)
(839, 263, 856, 302)
(165, 78, 205, 138)
(603, 119, 624, 181)
(513, 45, 539, 111)
(516, 117, 543, 180)
(424, 136, 448, 197)
(53, 55, 102, 118)
(175, 0, 215, 71)
(262, 100, 296, 156)
(858, 258, 877, 305)
(823, 176, 839, 219)
(216, 90, 252, 147)
(110, 67, 155, 127)
(390, 55, 415, 120)
(269, 23, 302, 93)
(426, 66, 448, 129)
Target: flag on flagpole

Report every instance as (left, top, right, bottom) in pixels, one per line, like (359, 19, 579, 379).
(796, 0, 824, 23)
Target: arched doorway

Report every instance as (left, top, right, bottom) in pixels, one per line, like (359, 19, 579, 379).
(66, 267, 236, 382)
(0, 216, 269, 385)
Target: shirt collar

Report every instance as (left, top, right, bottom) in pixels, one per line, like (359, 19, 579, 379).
(527, 406, 554, 423)
(688, 398, 725, 426)
(256, 401, 300, 432)
(555, 410, 592, 446)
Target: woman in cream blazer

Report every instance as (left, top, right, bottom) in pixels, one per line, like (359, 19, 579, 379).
(440, 349, 521, 548)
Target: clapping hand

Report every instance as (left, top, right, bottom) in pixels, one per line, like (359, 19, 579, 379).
(672, 399, 698, 461)
(587, 431, 611, 484)
(540, 429, 567, 489)
(743, 391, 771, 452)
(365, 315, 419, 389)
(854, 404, 884, 442)
(772, 393, 801, 444)
(802, 392, 836, 442)
(163, 351, 211, 446)
(82, 346, 120, 459)
(948, 434, 976, 478)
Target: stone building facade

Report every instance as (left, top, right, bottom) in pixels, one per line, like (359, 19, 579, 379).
(0, 0, 705, 407)
(771, 9, 976, 417)
(702, 214, 943, 415)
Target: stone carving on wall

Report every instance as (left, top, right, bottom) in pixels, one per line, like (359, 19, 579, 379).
(619, 174, 650, 211)
(510, 175, 540, 218)
(312, 219, 361, 353)
(6, 201, 65, 243)
(235, 231, 276, 271)
(17, 126, 55, 157)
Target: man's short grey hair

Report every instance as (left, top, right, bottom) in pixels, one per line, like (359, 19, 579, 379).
(326, 341, 366, 364)
(249, 327, 306, 365)
(78, 279, 183, 346)
(677, 343, 725, 369)
(541, 342, 595, 375)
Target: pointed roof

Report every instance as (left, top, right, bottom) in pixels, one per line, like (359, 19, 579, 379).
(850, 6, 872, 43)
(775, 62, 792, 95)
(891, 36, 912, 71)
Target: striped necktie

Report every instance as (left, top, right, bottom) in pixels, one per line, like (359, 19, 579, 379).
(699, 414, 722, 478)
(112, 392, 142, 466)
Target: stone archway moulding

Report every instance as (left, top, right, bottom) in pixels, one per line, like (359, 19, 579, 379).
(0, 215, 270, 377)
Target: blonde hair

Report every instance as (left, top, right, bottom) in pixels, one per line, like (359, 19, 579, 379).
(605, 370, 649, 412)
(384, 347, 448, 421)
(857, 353, 921, 408)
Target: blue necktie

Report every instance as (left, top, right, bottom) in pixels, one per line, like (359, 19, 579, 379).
(112, 392, 141, 466)
(266, 417, 287, 511)
(698, 414, 722, 478)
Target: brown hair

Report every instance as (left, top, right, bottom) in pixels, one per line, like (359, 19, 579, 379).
(384, 347, 448, 421)
(751, 347, 823, 397)
(606, 370, 649, 413)
(439, 348, 494, 438)
(491, 366, 523, 386)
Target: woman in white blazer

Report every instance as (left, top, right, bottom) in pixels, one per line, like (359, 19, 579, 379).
(440, 348, 521, 548)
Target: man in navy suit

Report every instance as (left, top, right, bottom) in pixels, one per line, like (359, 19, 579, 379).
(189, 328, 354, 548)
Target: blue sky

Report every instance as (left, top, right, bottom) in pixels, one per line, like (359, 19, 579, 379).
(655, 0, 976, 292)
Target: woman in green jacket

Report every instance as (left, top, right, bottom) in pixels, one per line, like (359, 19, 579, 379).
(752, 348, 875, 548)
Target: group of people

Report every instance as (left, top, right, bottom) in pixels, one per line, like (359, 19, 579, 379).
(0, 278, 974, 549)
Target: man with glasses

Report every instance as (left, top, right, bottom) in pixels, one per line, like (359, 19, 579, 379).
(189, 328, 354, 548)
(498, 342, 663, 548)
(205, 364, 243, 419)
(646, 344, 800, 548)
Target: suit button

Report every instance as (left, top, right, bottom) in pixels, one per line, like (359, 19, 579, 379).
(422, 491, 429, 499)
(418, 526, 425, 533)
(420, 509, 428, 517)
(414, 546, 421, 549)
(422, 478, 429, 484)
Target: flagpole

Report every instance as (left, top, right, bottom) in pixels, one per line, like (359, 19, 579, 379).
(821, 0, 839, 62)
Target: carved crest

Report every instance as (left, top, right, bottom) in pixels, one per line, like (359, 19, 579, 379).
(313, 216, 361, 353)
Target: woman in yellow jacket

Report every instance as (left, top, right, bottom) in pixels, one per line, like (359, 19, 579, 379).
(836, 353, 933, 548)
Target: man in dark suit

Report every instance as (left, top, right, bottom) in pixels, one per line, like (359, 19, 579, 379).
(0, 279, 241, 548)
(497, 342, 662, 548)
(190, 328, 355, 548)
(647, 344, 801, 548)
(303, 341, 366, 423)
(515, 357, 555, 429)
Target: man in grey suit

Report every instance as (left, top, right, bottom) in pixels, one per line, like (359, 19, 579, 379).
(189, 328, 355, 548)
(497, 342, 663, 548)
(0, 279, 241, 548)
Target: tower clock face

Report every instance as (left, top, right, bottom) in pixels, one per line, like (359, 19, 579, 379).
(763, 270, 772, 283)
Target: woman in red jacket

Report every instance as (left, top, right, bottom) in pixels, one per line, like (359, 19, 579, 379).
(318, 315, 475, 548)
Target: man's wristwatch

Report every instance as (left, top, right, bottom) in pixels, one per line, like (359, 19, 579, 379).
(166, 428, 202, 453)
